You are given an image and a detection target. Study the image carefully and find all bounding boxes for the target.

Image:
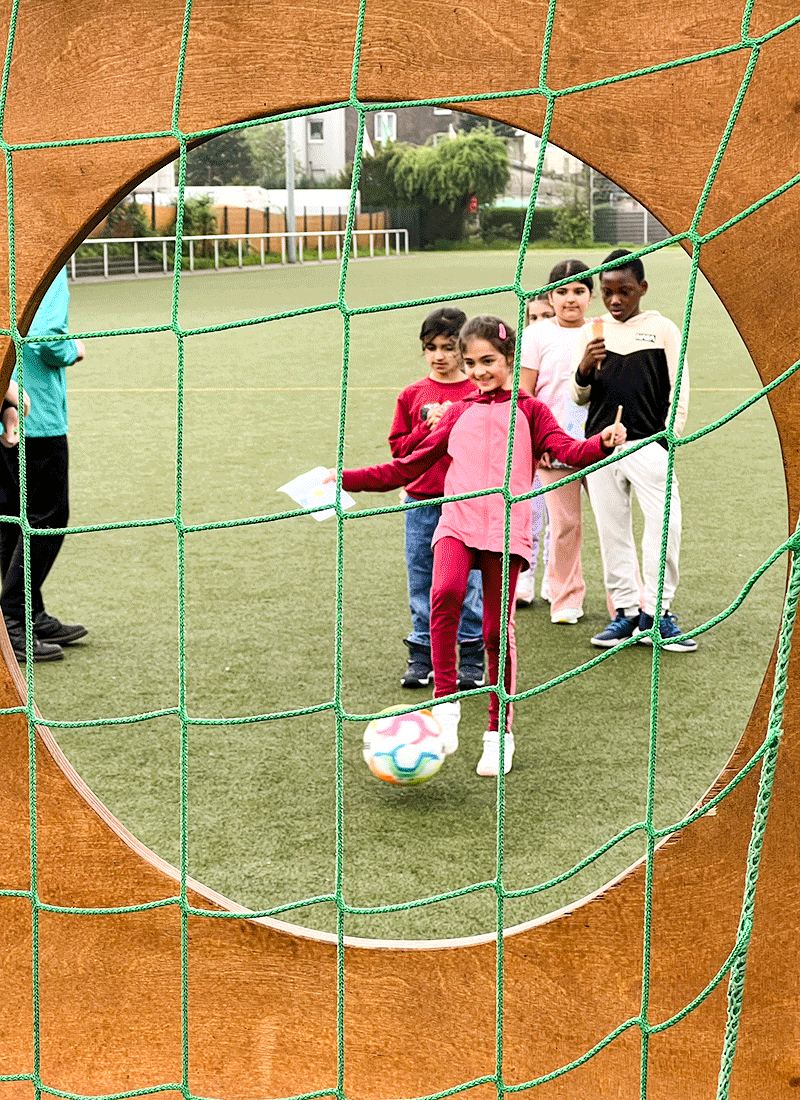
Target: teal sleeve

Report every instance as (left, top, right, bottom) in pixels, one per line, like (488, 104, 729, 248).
(12, 268, 73, 436)
(27, 269, 78, 369)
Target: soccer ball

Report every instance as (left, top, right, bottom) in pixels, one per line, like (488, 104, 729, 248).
(363, 707, 446, 786)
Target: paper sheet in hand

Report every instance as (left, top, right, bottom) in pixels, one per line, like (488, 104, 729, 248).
(277, 466, 356, 521)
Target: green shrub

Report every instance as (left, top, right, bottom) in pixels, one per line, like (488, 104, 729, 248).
(479, 206, 557, 242)
(549, 197, 593, 246)
(101, 199, 153, 239)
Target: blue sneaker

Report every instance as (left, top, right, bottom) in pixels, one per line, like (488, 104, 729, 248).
(591, 609, 640, 648)
(636, 611, 698, 652)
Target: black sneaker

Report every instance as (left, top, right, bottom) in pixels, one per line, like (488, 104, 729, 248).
(33, 611, 88, 646)
(5, 619, 64, 662)
(401, 639, 433, 688)
(458, 639, 485, 690)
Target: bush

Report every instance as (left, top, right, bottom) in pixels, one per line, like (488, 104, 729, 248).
(479, 206, 557, 243)
(549, 197, 593, 247)
(101, 199, 154, 239)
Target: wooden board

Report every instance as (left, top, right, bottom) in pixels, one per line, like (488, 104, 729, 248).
(0, 2, 799, 1096)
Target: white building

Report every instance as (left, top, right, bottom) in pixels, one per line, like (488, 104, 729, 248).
(131, 162, 176, 204)
(503, 133, 586, 207)
(290, 109, 348, 182)
(170, 185, 358, 215)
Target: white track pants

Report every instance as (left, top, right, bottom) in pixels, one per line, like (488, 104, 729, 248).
(585, 441, 681, 618)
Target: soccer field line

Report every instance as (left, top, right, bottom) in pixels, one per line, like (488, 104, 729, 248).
(69, 386, 757, 394)
(70, 386, 406, 392)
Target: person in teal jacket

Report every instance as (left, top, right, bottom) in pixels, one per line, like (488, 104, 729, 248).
(0, 267, 87, 661)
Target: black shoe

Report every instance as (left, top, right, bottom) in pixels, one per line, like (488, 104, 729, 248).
(33, 611, 88, 646)
(401, 639, 433, 688)
(5, 619, 64, 662)
(458, 639, 485, 690)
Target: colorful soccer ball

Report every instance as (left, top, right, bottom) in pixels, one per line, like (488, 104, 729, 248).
(362, 707, 446, 786)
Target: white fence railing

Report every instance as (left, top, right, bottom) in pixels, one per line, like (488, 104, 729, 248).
(69, 229, 410, 279)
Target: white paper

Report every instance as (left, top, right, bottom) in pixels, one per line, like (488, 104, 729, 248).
(277, 466, 356, 521)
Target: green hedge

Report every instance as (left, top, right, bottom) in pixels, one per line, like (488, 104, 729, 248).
(480, 206, 557, 242)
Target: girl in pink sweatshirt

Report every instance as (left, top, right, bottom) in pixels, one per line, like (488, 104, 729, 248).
(334, 316, 625, 777)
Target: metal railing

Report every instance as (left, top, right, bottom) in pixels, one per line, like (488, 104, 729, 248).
(69, 229, 410, 279)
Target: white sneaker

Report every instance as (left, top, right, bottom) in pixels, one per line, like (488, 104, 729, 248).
(431, 701, 461, 755)
(515, 569, 535, 607)
(550, 607, 584, 625)
(476, 730, 515, 776)
(540, 574, 551, 602)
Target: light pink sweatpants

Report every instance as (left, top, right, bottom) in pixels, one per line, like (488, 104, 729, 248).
(538, 466, 586, 614)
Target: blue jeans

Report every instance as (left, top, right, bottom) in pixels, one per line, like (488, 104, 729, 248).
(404, 496, 483, 646)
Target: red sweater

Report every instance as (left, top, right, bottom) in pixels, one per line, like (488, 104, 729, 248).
(388, 375, 477, 498)
(345, 389, 610, 563)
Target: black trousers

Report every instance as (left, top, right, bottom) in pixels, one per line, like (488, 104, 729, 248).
(0, 435, 69, 622)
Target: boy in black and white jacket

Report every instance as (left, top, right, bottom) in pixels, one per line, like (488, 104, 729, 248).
(570, 249, 697, 653)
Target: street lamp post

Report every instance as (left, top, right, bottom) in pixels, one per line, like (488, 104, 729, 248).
(285, 117, 297, 264)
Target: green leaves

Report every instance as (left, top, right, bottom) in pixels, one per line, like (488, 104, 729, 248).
(361, 126, 510, 213)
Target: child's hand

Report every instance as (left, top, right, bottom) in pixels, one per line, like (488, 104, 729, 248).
(425, 401, 450, 429)
(601, 422, 626, 450)
(577, 337, 605, 378)
(322, 468, 336, 484)
(539, 450, 553, 469)
(0, 404, 19, 448)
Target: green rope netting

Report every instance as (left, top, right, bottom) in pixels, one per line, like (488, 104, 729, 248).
(0, 0, 798, 1098)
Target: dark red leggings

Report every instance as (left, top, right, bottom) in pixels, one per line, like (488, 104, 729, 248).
(430, 536, 524, 732)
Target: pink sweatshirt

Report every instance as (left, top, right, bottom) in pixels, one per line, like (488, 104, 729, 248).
(343, 389, 609, 565)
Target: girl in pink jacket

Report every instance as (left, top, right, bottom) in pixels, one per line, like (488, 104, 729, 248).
(336, 316, 625, 777)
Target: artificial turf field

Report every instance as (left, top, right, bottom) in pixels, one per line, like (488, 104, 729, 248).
(32, 247, 786, 939)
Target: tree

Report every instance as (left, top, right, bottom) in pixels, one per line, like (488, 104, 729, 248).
(167, 194, 217, 255)
(185, 130, 255, 187)
(354, 143, 408, 206)
(246, 120, 289, 188)
(453, 110, 520, 141)
(101, 198, 153, 238)
(419, 128, 510, 210)
(180, 194, 217, 236)
(356, 127, 510, 244)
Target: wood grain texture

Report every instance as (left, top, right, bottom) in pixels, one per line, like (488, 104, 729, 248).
(0, 1, 798, 1096)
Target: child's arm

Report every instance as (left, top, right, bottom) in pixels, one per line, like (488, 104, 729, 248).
(528, 398, 624, 467)
(569, 326, 604, 406)
(334, 404, 460, 493)
(663, 319, 689, 435)
(519, 324, 540, 398)
(388, 390, 431, 458)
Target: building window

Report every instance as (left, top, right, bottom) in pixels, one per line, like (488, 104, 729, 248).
(433, 107, 452, 115)
(373, 111, 397, 144)
(307, 118, 324, 142)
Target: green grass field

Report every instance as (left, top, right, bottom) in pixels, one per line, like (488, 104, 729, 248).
(32, 247, 787, 939)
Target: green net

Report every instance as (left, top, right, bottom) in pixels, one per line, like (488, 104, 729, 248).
(0, 0, 798, 1098)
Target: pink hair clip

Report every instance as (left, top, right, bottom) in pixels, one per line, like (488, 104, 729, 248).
(498, 322, 507, 339)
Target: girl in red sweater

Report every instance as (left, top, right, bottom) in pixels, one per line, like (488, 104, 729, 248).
(329, 316, 625, 777)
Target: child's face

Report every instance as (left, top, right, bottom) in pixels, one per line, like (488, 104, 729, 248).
(526, 299, 555, 324)
(423, 333, 461, 380)
(600, 269, 648, 322)
(461, 337, 512, 393)
(548, 281, 592, 326)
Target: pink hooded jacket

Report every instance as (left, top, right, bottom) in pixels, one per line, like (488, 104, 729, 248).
(342, 389, 609, 566)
